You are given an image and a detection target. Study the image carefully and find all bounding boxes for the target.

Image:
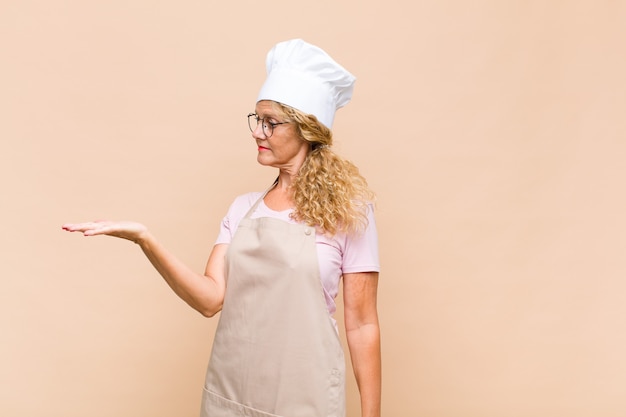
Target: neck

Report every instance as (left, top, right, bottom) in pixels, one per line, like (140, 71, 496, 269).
(276, 169, 296, 189)
(264, 170, 297, 211)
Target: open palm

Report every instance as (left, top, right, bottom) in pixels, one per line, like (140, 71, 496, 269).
(62, 220, 148, 243)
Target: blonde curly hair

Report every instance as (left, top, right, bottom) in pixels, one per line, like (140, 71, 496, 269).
(273, 102, 375, 236)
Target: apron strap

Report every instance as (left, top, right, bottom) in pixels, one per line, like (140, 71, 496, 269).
(242, 177, 279, 220)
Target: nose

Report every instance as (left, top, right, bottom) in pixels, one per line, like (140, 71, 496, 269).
(251, 121, 267, 139)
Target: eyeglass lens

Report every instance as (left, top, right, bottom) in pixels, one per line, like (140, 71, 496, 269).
(247, 114, 272, 137)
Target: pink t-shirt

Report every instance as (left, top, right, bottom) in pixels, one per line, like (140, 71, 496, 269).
(215, 192, 380, 320)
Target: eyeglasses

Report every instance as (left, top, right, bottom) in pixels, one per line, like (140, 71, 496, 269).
(247, 113, 289, 138)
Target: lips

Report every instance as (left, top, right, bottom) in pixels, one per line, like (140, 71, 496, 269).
(258, 146, 270, 151)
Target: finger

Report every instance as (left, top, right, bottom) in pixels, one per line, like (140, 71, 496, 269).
(62, 223, 88, 232)
(83, 225, 115, 236)
(62, 222, 107, 233)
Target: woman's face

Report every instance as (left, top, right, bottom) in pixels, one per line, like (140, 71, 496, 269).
(252, 101, 310, 172)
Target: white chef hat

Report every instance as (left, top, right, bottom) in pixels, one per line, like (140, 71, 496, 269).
(256, 39, 356, 129)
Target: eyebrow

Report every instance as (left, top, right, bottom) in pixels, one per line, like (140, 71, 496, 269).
(255, 111, 280, 120)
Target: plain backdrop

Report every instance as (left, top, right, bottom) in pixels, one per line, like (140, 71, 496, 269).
(1, 1, 625, 416)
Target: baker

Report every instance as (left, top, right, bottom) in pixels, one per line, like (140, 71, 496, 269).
(63, 38, 381, 417)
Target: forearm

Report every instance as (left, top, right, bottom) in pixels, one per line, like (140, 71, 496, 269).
(138, 233, 223, 316)
(347, 323, 382, 417)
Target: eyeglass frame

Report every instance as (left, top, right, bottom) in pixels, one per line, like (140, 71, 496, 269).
(247, 113, 290, 138)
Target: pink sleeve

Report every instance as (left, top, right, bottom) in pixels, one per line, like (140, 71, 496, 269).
(341, 204, 380, 274)
(214, 193, 262, 245)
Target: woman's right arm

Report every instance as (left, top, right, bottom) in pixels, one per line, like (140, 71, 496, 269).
(62, 221, 227, 317)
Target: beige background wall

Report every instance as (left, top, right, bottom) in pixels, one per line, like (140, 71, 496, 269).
(1, 1, 625, 416)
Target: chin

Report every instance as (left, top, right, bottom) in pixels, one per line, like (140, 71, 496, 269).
(256, 155, 274, 167)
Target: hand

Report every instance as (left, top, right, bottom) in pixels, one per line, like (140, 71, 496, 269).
(62, 221, 149, 244)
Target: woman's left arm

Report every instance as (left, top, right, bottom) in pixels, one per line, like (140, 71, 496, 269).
(343, 271, 381, 417)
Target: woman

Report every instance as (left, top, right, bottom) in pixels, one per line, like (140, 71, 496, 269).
(63, 39, 381, 417)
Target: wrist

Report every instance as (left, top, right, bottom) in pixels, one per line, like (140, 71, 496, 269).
(134, 228, 153, 247)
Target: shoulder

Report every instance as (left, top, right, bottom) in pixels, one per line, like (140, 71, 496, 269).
(230, 191, 264, 209)
(216, 191, 263, 244)
(225, 191, 264, 218)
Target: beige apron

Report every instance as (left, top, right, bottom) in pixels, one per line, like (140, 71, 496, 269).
(200, 188, 346, 417)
